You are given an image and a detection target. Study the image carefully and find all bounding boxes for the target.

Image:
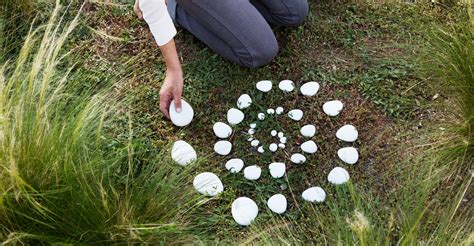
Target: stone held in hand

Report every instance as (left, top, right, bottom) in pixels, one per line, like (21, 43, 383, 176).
(278, 80, 295, 92)
(328, 167, 350, 185)
(269, 143, 278, 152)
(336, 124, 358, 142)
(170, 99, 194, 127)
(214, 140, 232, 155)
(227, 108, 245, 125)
(300, 124, 316, 137)
(171, 140, 197, 166)
(275, 107, 284, 114)
(337, 147, 359, 165)
(213, 122, 232, 139)
(193, 172, 224, 196)
(323, 100, 343, 116)
(269, 162, 286, 178)
(225, 158, 245, 173)
(244, 165, 262, 180)
(267, 194, 287, 214)
(302, 187, 326, 202)
(256, 80, 272, 92)
(291, 153, 306, 164)
(232, 197, 259, 226)
(300, 81, 320, 96)
(237, 94, 252, 109)
(288, 109, 303, 121)
(301, 140, 318, 154)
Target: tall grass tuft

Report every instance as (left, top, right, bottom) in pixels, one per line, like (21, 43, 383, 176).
(0, 2, 203, 244)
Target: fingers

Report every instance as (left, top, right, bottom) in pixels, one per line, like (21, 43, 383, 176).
(173, 90, 182, 113)
(160, 93, 171, 119)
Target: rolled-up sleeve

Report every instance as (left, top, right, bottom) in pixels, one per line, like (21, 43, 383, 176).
(139, 0, 177, 46)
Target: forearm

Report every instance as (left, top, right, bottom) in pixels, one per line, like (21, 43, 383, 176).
(160, 39, 182, 74)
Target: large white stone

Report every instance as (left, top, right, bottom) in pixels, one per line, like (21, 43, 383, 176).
(269, 162, 285, 178)
(288, 109, 303, 121)
(225, 158, 244, 173)
(193, 172, 224, 196)
(237, 94, 252, 109)
(213, 122, 232, 139)
(291, 153, 306, 164)
(267, 194, 287, 214)
(301, 140, 318, 154)
(214, 141, 232, 155)
(300, 82, 320, 96)
(227, 108, 245, 125)
(232, 197, 259, 226)
(337, 147, 359, 165)
(300, 124, 316, 138)
(275, 107, 284, 115)
(336, 124, 358, 142)
(170, 99, 194, 127)
(256, 80, 272, 92)
(251, 139, 260, 147)
(171, 140, 197, 166)
(269, 143, 278, 152)
(323, 100, 343, 117)
(244, 165, 262, 180)
(278, 80, 295, 92)
(328, 167, 350, 185)
(302, 187, 326, 202)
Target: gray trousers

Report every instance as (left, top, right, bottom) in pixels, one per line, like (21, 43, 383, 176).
(175, 0, 309, 68)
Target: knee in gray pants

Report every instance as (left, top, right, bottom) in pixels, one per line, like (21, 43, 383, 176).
(271, 0, 309, 26)
(243, 36, 279, 68)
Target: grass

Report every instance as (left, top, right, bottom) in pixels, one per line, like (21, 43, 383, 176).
(1, 0, 472, 244)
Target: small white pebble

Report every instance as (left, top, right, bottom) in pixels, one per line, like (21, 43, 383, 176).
(267, 108, 275, 114)
(278, 132, 284, 138)
(258, 113, 265, 120)
(250, 123, 257, 129)
(275, 107, 284, 114)
(269, 143, 278, 152)
(280, 137, 287, 144)
(251, 140, 260, 147)
(247, 137, 254, 142)
(278, 143, 285, 149)
(271, 130, 277, 136)
(248, 129, 255, 135)
(257, 146, 265, 153)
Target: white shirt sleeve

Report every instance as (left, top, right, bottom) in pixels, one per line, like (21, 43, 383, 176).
(139, 0, 177, 46)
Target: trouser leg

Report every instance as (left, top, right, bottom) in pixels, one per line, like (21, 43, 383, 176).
(250, 0, 309, 26)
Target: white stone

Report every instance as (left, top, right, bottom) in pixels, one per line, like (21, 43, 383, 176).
(171, 140, 197, 166)
(300, 124, 316, 138)
(267, 194, 287, 214)
(251, 140, 260, 147)
(257, 146, 265, 153)
(247, 137, 254, 142)
(256, 80, 272, 92)
(269, 143, 278, 152)
(300, 81, 320, 96)
(213, 122, 232, 139)
(278, 132, 284, 138)
(278, 143, 286, 149)
(278, 80, 295, 92)
(258, 113, 266, 120)
(275, 107, 284, 114)
(237, 94, 252, 109)
(193, 172, 224, 196)
(227, 108, 245, 125)
(288, 109, 303, 121)
(291, 153, 306, 164)
(301, 140, 318, 154)
(250, 123, 257, 129)
(232, 197, 259, 226)
(271, 130, 277, 136)
(269, 162, 285, 178)
(267, 108, 275, 114)
(323, 100, 343, 116)
(337, 147, 359, 165)
(248, 128, 255, 135)
(170, 99, 194, 127)
(244, 165, 262, 180)
(302, 187, 326, 202)
(336, 124, 358, 142)
(328, 167, 350, 185)
(225, 158, 244, 173)
(214, 140, 232, 156)
(280, 137, 287, 144)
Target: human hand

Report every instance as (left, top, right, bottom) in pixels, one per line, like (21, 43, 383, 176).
(159, 69, 184, 119)
(134, 0, 143, 20)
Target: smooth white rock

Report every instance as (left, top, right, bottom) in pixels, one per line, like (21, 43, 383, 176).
(214, 141, 232, 156)
(278, 132, 284, 138)
(232, 197, 259, 226)
(300, 124, 316, 138)
(237, 94, 252, 109)
(328, 167, 350, 185)
(244, 165, 262, 180)
(250, 123, 257, 129)
(288, 109, 303, 121)
(257, 146, 265, 153)
(291, 153, 306, 164)
(256, 80, 272, 92)
(302, 187, 326, 202)
(193, 172, 224, 196)
(258, 113, 266, 120)
(248, 128, 255, 135)
(267, 108, 275, 115)
(300, 81, 320, 96)
(269, 143, 278, 152)
(251, 140, 260, 147)
(247, 137, 254, 142)
(323, 100, 343, 116)
(336, 124, 358, 142)
(213, 122, 232, 139)
(225, 158, 244, 173)
(278, 80, 295, 92)
(275, 107, 284, 114)
(171, 140, 197, 166)
(267, 194, 287, 214)
(337, 147, 359, 165)
(269, 162, 286, 178)
(271, 130, 277, 136)
(301, 140, 318, 154)
(280, 137, 287, 144)
(278, 143, 286, 149)
(170, 99, 194, 127)
(227, 108, 245, 125)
